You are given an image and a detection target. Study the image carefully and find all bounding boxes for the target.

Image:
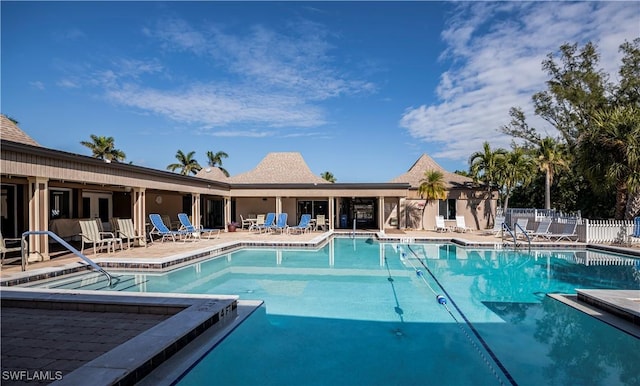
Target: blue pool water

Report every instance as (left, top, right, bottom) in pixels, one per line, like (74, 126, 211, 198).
(32, 239, 640, 385)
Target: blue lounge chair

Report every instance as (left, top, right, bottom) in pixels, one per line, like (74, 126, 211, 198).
(177, 213, 220, 239)
(270, 213, 288, 234)
(632, 217, 640, 238)
(289, 214, 312, 234)
(255, 213, 276, 233)
(149, 214, 190, 243)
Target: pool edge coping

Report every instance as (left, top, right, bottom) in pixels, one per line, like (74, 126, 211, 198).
(1, 288, 263, 386)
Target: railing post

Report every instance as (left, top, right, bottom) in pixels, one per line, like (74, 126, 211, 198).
(583, 218, 589, 243)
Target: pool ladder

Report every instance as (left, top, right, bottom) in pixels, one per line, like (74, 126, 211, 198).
(501, 223, 531, 250)
(18, 231, 114, 285)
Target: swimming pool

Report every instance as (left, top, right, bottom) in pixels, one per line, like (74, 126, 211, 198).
(29, 238, 640, 385)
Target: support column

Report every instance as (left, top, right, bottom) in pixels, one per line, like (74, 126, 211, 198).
(378, 196, 385, 232)
(328, 196, 335, 231)
(275, 197, 282, 214)
(132, 188, 146, 245)
(191, 193, 201, 228)
(27, 177, 49, 261)
(224, 197, 231, 232)
(396, 197, 401, 230)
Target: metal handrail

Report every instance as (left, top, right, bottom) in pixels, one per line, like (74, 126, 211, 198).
(501, 222, 516, 245)
(514, 223, 531, 249)
(21, 230, 113, 285)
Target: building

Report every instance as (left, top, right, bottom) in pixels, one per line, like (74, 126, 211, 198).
(1, 115, 496, 262)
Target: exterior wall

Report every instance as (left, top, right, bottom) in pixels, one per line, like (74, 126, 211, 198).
(232, 198, 277, 223)
(404, 199, 440, 230)
(145, 193, 184, 225)
(382, 197, 401, 228)
(281, 198, 297, 226)
(402, 192, 497, 232)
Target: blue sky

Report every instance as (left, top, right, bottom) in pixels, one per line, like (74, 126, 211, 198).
(2, 1, 639, 182)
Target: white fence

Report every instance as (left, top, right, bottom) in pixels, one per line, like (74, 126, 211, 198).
(501, 208, 639, 244)
(579, 219, 638, 244)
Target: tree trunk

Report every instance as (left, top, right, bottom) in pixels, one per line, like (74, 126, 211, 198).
(545, 171, 552, 210)
(486, 188, 494, 228)
(615, 182, 627, 220)
(502, 189, 511, 214)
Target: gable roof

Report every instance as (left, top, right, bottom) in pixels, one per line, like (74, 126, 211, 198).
(194, 166, 229, 181)
(229, 152, 329, 184)
(390, 153, 472, 189)
(0, 115, 40, 147)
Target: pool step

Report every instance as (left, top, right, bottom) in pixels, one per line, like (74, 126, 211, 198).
(44, 274, 146, 291)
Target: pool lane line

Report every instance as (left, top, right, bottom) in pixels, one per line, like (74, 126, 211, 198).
(383, 257, 405, 323)
(406, 245, 518, 386)
(399, 245, 506, 384)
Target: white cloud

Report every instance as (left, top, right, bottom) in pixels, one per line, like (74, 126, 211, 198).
(401, 2, 639, 162)
(105, 82, 326, 129)
(112, 16, 374, 134)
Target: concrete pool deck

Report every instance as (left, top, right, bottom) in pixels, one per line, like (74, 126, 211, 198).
(1, 229, 638, 385)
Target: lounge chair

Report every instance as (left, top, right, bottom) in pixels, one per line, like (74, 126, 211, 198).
(435, 215, 451, 232)
(1, 232, 25, 266)
(255, 213, 276, 233)
(178, 213, 220, 239)
(632, 217, 640, 239)
(289, 214, 312, 234)
(148, 213, 191, 243)
(514, 218, 529, 231)
(482, 216, 505, 236)
(270, 213, 288, 234)
(315, 214, 328, 231)
(79, 219, 122, 254)
(454, 216, 473, 233)
(547, 220, 579, 241)
(117, 218, 147, 248)
(240, 215, 253, 230)
(109, 217, 120, 233)
(249, 214, 266, 231)
(528, 218, 552, 240)
(161, 214, 178, 231)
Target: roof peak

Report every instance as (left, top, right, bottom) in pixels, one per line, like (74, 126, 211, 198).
(229, 152, 329, 184)
(0, 114, 41, 147)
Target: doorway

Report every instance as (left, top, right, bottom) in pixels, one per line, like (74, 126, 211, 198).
(82, 192, 112, 223)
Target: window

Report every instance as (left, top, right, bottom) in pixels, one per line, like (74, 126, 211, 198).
(439, 199, 456, 220)
(50, 189, 72, 219)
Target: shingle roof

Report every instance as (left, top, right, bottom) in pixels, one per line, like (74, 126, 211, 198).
(229, 152, 329, 184)
(194, 167, 229, 181)
(390, 153, 472, 189)
(0, 115, 40, 146)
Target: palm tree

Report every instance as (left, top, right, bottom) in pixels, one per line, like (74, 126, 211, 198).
(417, 170, 447, 230)
(535, 137, 570, 210)
(167, 150, 202, 176)
(321, 171, 336, 183)
(581, 105, 640, 219)
(206, 150, 230, 177)
(498, 147, 534, 213)
(469, 142, 507, 225)
(80, 134, 126, 162)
